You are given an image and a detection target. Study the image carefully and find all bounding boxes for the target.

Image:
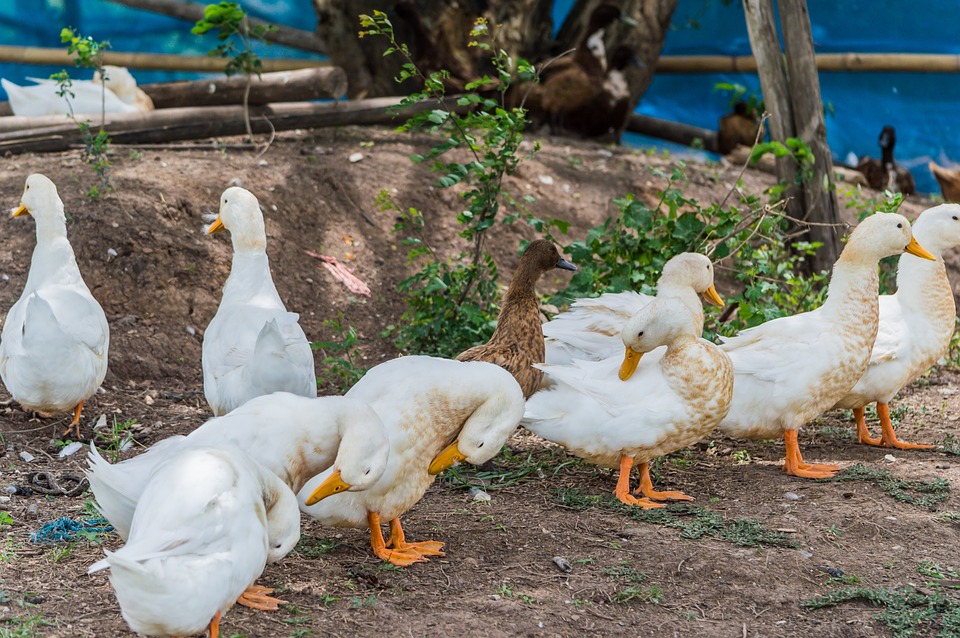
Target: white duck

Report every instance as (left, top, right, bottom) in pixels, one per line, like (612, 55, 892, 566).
(300, 356, 525, 566)
(833, 204, 960, 449)
(88, 446, 301, 637)
(543, 252, 723, 365)
(2, 66, 152, 116)
(0, 174, 109, 438)
(86, 393, 388, 542)
(525, 293, 733, 507)
(718, 212, 935, 478)
(203, 187, 316, 416)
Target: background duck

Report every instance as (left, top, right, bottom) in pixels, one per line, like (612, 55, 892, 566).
(456, 239, 576, 398)
(0, 174, 109, 439)
(856, 126, 916, 195)
(833, 204, 960, 449)
(717, 101, 761, 154)
(2, 65, 151, 116)
(928, 161, 960, 202)
(717, 213, 934, 479)
(299, 356, 525, 566)
(543, 252, 722, 365)
(203, 187, 316, 416)
(525, 294, 733, 508)
(88, 446, 300, 637)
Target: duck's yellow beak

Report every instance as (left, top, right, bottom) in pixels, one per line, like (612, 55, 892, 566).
(904, 237, 935, 261)
(207, 215, 225, 234)
(619, 347, 643, 381)
(429, 440, 466, 475)
(12, 204, 28, 217)
(703, 284, 724, 307)
(303, 469, 350, 506)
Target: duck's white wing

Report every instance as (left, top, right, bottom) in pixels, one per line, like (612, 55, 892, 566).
(35, 286, 108, 353)
(543, 291, 652, 364)
(3, 78, 137, 116)
(870, 294, 906, 365)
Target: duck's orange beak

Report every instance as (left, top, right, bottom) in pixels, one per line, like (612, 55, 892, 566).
(429, 440, 466, 475)
(619, 347, 643, 381)
(12, 204, 28, 217)
(904, 237, 935, 261)
(207, 215, 225, 234)
(703, 284, 724, 307)
(303, 469, 350, 506)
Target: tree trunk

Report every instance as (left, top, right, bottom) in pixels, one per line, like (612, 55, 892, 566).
(742, 0, 840, 272)
(779, 0, 841, 272)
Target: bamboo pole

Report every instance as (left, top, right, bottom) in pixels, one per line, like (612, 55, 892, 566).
(0, 45, 326, 73)
(103, 0, 326, 55)
(655, 52, 960, 74)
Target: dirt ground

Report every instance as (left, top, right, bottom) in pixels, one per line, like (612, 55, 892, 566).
(1, 126, 959, 638)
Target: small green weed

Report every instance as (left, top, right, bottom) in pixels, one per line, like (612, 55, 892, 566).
(93, 417, 137, 462)
(936, 512, 960, 526)
(936, 434, 960, 456)
(437, 445, 582, 491)
(917, 562, 960, 589)
(312, 314, 366, 394)
(802, 584, 960, 638)
(551, 488, 796, 548)
(0, 613, 52, 638)
(830, 464, 950, 510)
(349, 594, 377, 609)
(0, 511, 12, 526)
(602, 561, 663, 604)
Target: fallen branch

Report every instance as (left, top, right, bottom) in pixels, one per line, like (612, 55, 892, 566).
(626, 113, 719, 154)
(140, 67, 348, 109)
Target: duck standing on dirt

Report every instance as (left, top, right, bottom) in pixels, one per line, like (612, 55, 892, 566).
(542, 252, 723, 365)
(928, 161, 960, 202)
(0, 173, 109, 439)
(300, 356, 525, 566)
(525, 292, 733, 508)
(717, 213, 935, 479)
(456, 239, 576, 397)
(833, 204, 960, 449)
(88, 446, 301, 637)
(203, 187, 316, 415)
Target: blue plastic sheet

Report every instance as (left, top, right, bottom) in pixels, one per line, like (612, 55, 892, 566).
(554, 0, 960, 195)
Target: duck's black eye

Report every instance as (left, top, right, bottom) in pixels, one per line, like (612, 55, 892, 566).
(953, 216, 958, 221)
(897, 223, 903, 228)
(477, 441, 484, 448)
(365, 469, 371, 475)
(638, 331, 644, 337)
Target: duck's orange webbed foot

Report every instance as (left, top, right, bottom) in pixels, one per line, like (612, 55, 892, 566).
(368, 512, 426, 566)
(236, 584, 287, 611)
(783, 430, 839, 479)
(632, 461, 694, 502)
(613, 455, 667, 509)
(854, 407, 881, 446)
(61, 401, 84, 439)
(386, 518, 445, 558)
(875, 403, 934, 450)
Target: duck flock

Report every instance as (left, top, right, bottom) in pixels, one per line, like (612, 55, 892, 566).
(1, 171, 959, 637)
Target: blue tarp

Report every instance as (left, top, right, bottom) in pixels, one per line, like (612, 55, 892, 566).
(1, 1, 956, 194)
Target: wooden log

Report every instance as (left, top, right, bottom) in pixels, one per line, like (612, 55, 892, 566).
(140, 67, 348, 109)
(0, 97, 464, 154)
(625, 113, 719, 153)
(103, 0, 326, 55)
(780, 0, 841, 270)
(0, 45, 326, 72)
(655, 52, 960, 74)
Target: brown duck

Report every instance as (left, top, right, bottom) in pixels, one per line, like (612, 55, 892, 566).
(457, 240, 577, 397)
(856, 126, 915, 195)
(928, 160, 960, 202)
(717, 101, 761, 154)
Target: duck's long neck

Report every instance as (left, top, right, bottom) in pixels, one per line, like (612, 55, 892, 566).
(25, 216, 82, 290)
(222, 246, 281, 303)
(656, 284, 705, 335)
(491, 265, 542, 335)
(881, 144, 895, 168)
(896, 231, 956, 324)
(818, 252, 880, 325)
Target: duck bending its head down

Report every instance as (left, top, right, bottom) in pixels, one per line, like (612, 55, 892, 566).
(300, 356, 526, 566)
(0, 174, 109, 439)
(717, 212, 934, 479)
(456, 239, 576, 397)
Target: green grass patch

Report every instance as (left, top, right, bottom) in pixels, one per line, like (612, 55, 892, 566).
(292, 536, 341, 558)
(830, 464, 950, 510)
(802, 585, 960, 638)
(438, 446, 584, 491)
(551, 488, 797, 548)
(937, 512, 960, 527)
(935, 434, 960, 456)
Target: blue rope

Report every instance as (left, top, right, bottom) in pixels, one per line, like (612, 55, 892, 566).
(30, 517, 114, 544)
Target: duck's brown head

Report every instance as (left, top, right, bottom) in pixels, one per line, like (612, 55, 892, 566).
(520, 239, 578, 277)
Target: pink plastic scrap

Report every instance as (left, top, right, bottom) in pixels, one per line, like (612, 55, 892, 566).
(305, 250, 372, 297)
